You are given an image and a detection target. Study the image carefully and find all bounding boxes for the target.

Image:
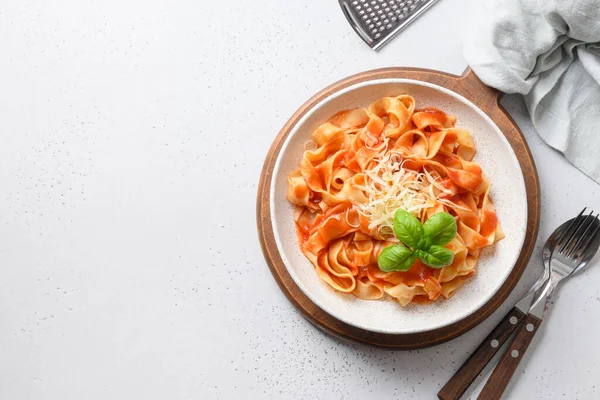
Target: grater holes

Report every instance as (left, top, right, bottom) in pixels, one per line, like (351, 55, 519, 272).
(346, 0, 435, 42)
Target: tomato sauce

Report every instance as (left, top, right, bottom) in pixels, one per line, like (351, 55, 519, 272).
(403, 260, 433, 283)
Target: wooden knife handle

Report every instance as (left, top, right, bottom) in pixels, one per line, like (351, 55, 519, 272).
(437, 307, 526, 400)
(476, 313, 542, 400)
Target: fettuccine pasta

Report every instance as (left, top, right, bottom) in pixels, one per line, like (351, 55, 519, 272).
(287, 95, 504, 306)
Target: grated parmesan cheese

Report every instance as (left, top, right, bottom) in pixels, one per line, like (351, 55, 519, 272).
(355, 152, 451, 238)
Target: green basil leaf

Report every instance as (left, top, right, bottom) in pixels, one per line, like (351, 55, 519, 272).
(378, 245, 416, 272)
(415, 245, 454, 268)
(416, 234, 432, 250)
(393, 209, 423, 249)
(422, 212, 457, 246)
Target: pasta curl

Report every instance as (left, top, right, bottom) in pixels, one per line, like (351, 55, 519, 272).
(287, 95, 503, 305)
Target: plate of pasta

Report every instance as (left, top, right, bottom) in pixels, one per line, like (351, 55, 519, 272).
(258, 68, 539, 345)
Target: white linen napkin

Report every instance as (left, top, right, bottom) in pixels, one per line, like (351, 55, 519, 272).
(463, 0, 600, 183)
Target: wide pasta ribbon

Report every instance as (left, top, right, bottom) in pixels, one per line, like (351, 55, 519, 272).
(287, 95, 503, 306)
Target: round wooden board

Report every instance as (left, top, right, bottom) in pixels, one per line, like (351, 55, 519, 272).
(257, 67, 540, 349)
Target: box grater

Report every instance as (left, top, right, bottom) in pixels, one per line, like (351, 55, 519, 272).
(339, 0, 440, 50)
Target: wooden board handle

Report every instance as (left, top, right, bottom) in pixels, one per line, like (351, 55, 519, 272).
(456, 67, 502, 114)
(477, 313, 542, 400)
(437, 307, 525, 400)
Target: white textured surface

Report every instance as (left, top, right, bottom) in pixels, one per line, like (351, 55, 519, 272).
(0, 1, 599, 399)
(271, 78, 527, 334)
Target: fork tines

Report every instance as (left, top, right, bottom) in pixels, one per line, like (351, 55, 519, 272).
(557, 208, 600, 261)
(572, 212, 600, 261)
(555, 208, 586, 254)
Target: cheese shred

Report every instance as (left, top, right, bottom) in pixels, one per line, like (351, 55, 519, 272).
(355, 152, 450, 236)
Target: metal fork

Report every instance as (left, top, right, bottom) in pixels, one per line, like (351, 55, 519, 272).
(526, 209, 600, 318)
(477, 209, 600, 400)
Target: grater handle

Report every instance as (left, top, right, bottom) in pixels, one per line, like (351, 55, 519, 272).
(457, 68, 502, 114)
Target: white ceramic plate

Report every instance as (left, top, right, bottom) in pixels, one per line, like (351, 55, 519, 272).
(270, 79, 527, 334)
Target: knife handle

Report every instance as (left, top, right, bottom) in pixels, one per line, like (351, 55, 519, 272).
(437, 307, 526, 400)
(476, 313, 542, 400)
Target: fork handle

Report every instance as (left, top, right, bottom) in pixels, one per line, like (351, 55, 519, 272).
(477, 313, 542, 400)
(437, 307, 526, 400)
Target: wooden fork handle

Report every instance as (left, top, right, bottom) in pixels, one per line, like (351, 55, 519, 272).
(437, 307, 526, 400)
(477, 313, 542, 400)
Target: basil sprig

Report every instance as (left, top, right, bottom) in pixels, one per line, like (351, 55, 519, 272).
(377, 209, 457, 272)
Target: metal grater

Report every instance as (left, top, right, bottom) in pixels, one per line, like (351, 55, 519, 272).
(339, 0, 440, 50)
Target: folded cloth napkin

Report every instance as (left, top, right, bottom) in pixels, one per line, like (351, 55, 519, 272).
(463, 0, 600, 183)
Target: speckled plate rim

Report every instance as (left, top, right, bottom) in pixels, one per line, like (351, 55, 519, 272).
(257, 67, 540, 349)
(270, 78, 527, 334)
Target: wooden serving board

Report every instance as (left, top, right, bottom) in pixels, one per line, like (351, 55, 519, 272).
(256, 67, 540, 349)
